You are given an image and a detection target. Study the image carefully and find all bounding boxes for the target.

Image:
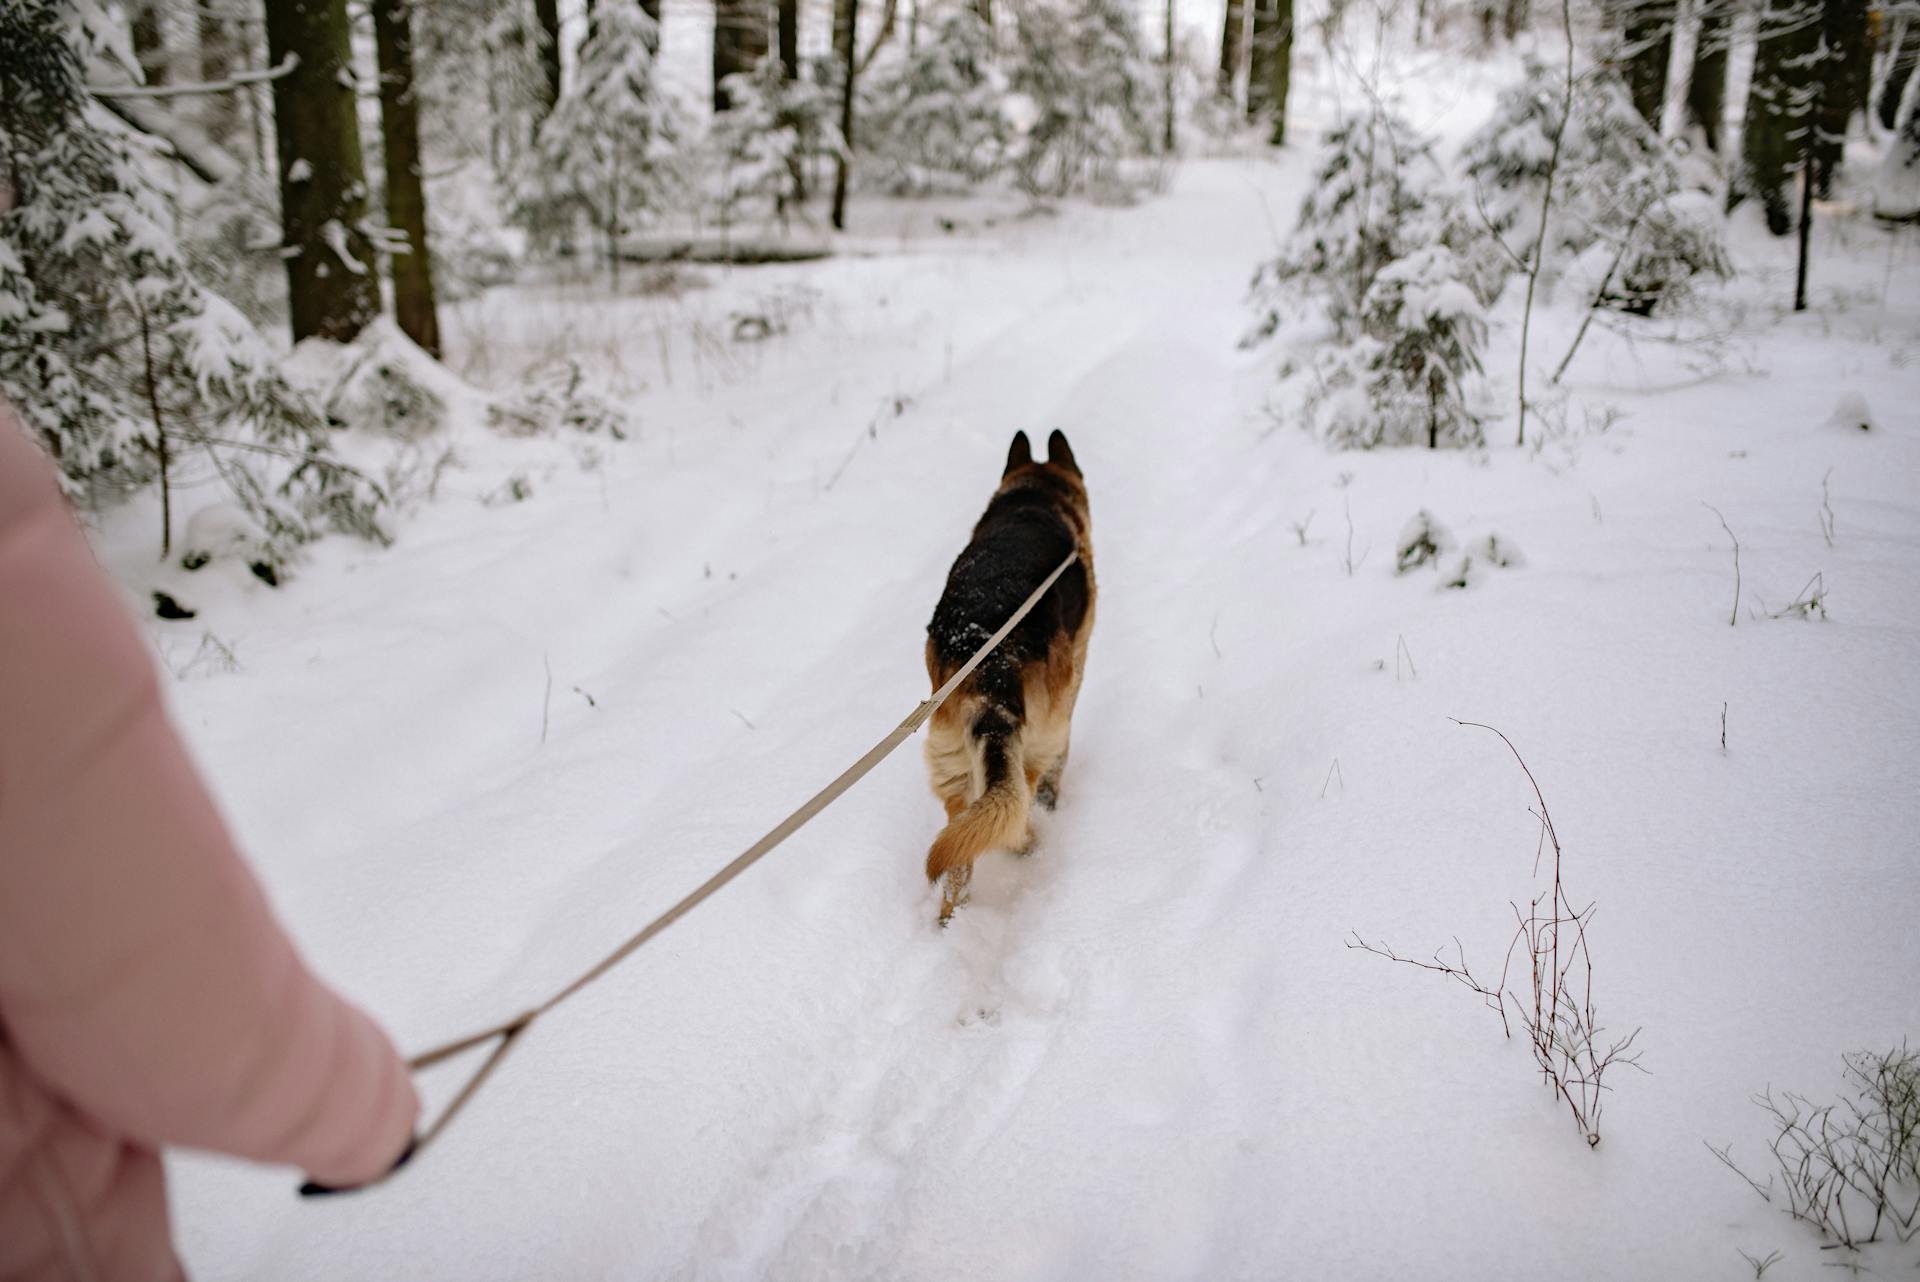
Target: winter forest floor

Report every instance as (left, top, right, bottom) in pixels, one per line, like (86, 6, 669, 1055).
(117, 111, 1920, 1279)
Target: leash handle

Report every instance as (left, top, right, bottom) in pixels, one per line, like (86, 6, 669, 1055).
(298, 550, 1080, 1196)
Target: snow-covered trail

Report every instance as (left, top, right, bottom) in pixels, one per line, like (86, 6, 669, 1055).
(157, 154, 1920, 1282)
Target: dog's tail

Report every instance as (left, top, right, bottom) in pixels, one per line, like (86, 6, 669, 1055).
(926, 708, 1031, 885)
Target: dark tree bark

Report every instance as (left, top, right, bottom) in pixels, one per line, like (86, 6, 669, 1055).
(713, 0, 771, 111)
(1737, 0, 1820, 233)
(373, 0, 441, 357)
(1502, 0, 1531, 39)
(1812, 0, 1869, 194)
(1247, 0, 1274, 119)
(832, 0, 857, 229)
(264, 0, 381, 344)
(1687, 0, 1731, 148)
(196, 5, 243, 145)
(780, 0, 800, 75)
(131, 3, 169, 86)
(1247, 0, 1291, 142)
(1219, 0, 1246, 99)
(1880, 19, 1920, 129)
(1269, 0, 1292, 144)
(1164, 0, 1176, 153)
(534, 0, 563, 114)
(1620, 0, 1673, 125)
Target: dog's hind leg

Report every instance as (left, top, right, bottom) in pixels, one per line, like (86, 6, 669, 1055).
(938, 863, 972, 925)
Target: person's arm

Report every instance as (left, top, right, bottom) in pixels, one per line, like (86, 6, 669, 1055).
(0, 410, 417, 1186)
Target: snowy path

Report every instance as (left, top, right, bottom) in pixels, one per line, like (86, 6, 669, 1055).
(156, 158, 1920, 1281)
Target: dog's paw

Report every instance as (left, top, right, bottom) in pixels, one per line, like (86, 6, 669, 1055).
(1035, 780, 1058, 811)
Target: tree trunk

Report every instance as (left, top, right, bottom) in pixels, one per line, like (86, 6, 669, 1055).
(1879, 18, 1920, 129)
(1738, 0, 1820, 233)
(640, 0, 662, 28)
(264, 0, 381, 344)
(1687, 0, 1731, 148)
(714, 0, 771, 111)
(1813, 0, 1869, 194)
(832, 0, 858, 229)
(780, 0, 801, 75)
(373, 0, 441, 357)
(1503, 0, 1531, 39)
(131, 3, 170, 86)
(975, 0, 993, 30)
(1794, 134, 1813, 307)
(1621, 0, 1673, 124)
(1219, 0, 1246, 100)
(1164, 0, 1177, 153)
(196, 6, 243, 145)
(1247, 0, 1274, 120)
(534, 0, 563, 115)
(1268, 0, 1292, 144)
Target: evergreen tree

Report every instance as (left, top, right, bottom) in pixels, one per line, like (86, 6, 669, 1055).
(264, 0, 382, 343)
(0, 0, 386, 560)
(1246, 111, 1493, 449)
(1009, 0, 1158, 197)
(709, 56, 841, 220)
(373, 0, 441, 357)
(1465, 59, 1729, 311)
(865, 10, 1008, 192)
(513, 2, 682, 279)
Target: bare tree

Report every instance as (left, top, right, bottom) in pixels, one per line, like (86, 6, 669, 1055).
(373, 0, 441, 356)
(263, 0, 381, 344)
(714, 0, 772, 110)
(833, 0, 859, 228)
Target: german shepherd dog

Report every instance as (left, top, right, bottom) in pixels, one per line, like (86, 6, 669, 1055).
(923, 430, 1095, 922)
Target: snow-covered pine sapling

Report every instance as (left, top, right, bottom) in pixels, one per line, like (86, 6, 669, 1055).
(1008, 0, 1160, 199)
(1349, 721, 1644, 1147)
(709, 57, 841, 229)
(1464, 54, 1733, 397)
(864, 10, 1010, 194)
(511, 4, 683, 284)
(1247, 109, 1498, 449)
(0, 0, 387, 568)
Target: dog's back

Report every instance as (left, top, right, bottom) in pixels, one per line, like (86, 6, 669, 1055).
(923, 430, 1095, 920)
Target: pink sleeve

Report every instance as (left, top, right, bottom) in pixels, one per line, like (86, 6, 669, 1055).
(0, 410, 418, 1185)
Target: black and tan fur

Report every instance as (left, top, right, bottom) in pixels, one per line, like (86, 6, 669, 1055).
(924, 429, 1095, 922)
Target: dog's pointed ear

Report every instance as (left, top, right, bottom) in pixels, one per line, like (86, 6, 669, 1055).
(1004, 431, 1033, 476)
(1047, 429, 1080, 476)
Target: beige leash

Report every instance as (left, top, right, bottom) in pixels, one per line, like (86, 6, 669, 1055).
(302, 550, 1080, 1195)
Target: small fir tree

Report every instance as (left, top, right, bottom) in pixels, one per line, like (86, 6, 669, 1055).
(1008, 0, 1159, 197)
(511, 3, 684, 276)
(708, 56, 841, 226)
(1247, 111, 1494, 448)
(864, 10, 1010, 194)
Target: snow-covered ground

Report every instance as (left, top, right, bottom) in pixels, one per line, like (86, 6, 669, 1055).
(111, 109, 1920, 1279)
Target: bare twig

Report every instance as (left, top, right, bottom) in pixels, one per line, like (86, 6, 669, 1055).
(1321, 758, 1344, 798)
(1819, 469, 1836, 548)
(540, 654, 553, 745)
(1703, 503, 1741, 626)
